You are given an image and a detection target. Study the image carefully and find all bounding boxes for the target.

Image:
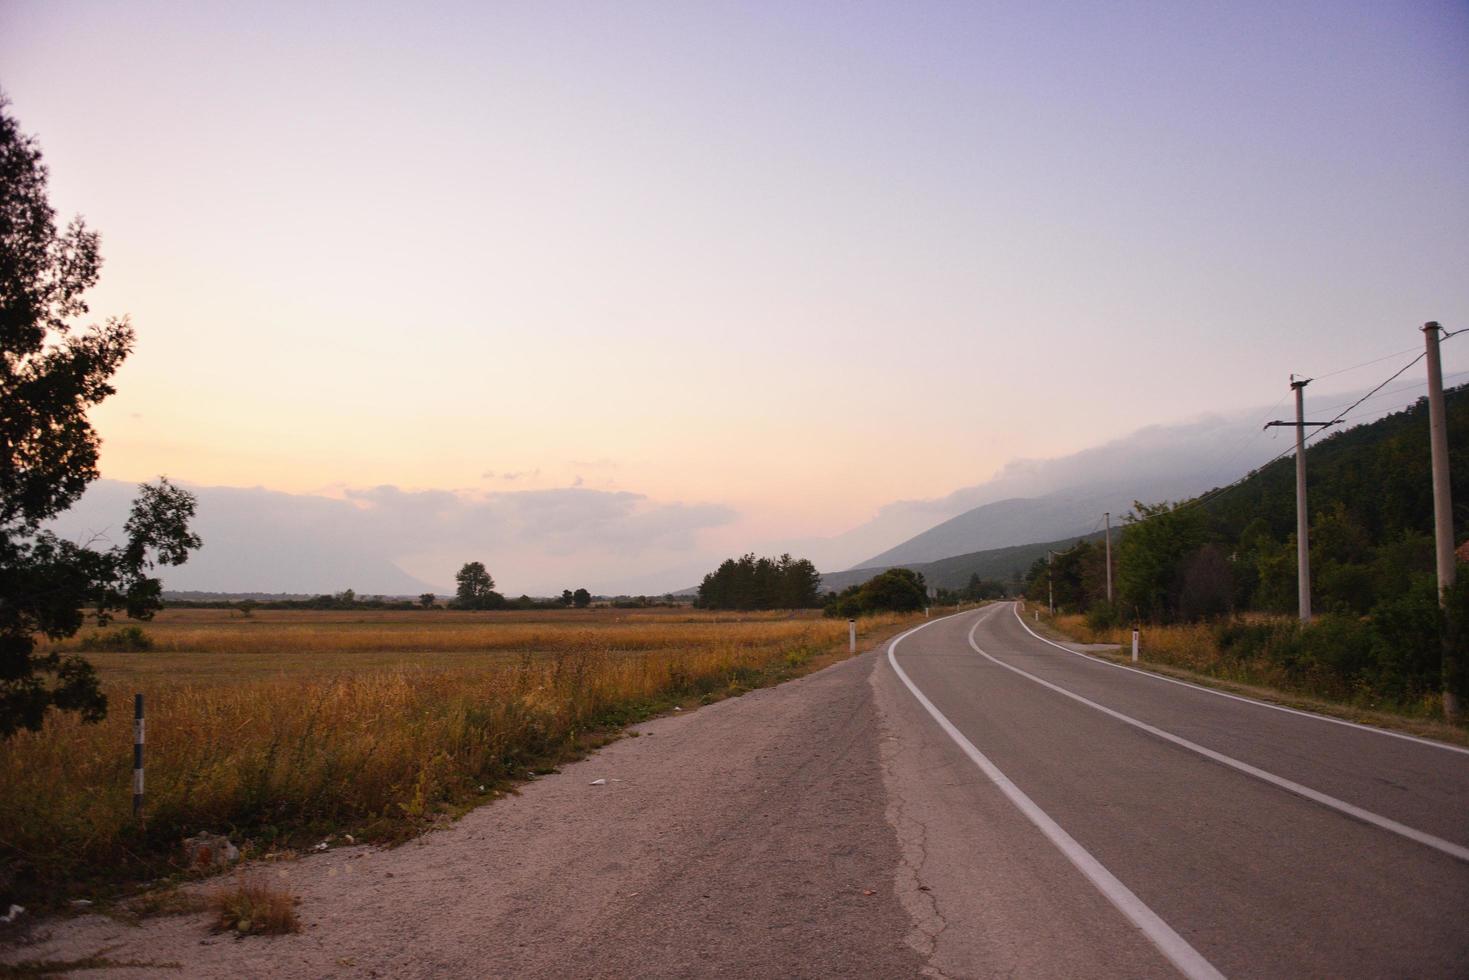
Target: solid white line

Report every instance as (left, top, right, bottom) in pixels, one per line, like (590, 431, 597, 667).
(969, 620, 1469, 864)
(1009, 603, 1469, 757)
(887, 615, 1226, 980)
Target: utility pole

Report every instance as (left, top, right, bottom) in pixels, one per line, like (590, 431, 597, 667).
(1047, 550, 1054, 615)
(1423, 322, 1459, 720)
(1104, 512, 1113, 604)
(1265, 377, 1331, 622)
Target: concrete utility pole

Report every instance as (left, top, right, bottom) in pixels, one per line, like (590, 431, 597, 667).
(1266, 378, 1331, 623)
(1292, 379, 1312, 622)
(1423, 322, 1460, 720)
(1104, 512, 1113, 604)
(1047, 551, 1054, 615)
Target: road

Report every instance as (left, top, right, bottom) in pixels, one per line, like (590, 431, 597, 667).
(880, 602, 1469, 978)
(7, 603, 1468, 978)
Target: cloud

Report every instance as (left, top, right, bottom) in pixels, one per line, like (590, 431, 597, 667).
(47, 481, 737, 596)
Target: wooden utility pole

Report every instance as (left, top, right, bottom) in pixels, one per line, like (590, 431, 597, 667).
(1104, 512, 1113, 604)
(1423, 322, 1459, 720)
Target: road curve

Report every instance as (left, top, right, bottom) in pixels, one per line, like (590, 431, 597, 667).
(7, 605, 1467, 978)
(880, 602, 1469, 978)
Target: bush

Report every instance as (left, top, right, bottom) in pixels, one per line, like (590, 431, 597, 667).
(1300, 615, 1374, 690)
(1369, 577, 1442, 702)
(1085, 601, 1119, 631)
(78, 626, 153, 652)
(1212, 619, 1297, 662)
(824, 568, 927, 617)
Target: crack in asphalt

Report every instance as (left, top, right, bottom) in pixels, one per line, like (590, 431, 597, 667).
(878, 724, 954, 980)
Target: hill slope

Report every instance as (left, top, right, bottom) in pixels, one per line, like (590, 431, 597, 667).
(819, 529, 1107, 595)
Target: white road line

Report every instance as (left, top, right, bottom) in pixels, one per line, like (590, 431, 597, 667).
(887, 616, 1227, 980)
(968, 620, 1469, 864)
(1010, 603, 1469, 757)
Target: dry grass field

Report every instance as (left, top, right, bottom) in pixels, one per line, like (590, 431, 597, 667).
(0, 606, 918, 908)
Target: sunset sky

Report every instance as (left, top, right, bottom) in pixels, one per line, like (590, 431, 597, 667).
(3, 1, 1468, 592)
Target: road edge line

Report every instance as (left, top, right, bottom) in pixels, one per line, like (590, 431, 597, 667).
(1010, 604, 1469, 757)
(887, 613, 1226, 980)
(970, 620, 1469, 864)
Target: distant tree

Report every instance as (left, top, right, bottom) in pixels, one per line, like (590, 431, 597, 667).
(824, 568, 927, 617)
(561, 589, 574, 607)
(334, 588, 356, 607)
(418, 592, 436, 609)
(572, 587, 591, 608)
(237, 599, 257, 618)
(452, 561, 503, 609)
(0, 96, 200, 735)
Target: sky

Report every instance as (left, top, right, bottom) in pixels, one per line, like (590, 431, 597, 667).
(4, 1, 1469, 593)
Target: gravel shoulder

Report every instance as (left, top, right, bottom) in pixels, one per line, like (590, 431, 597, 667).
(3, 648, 926, 979)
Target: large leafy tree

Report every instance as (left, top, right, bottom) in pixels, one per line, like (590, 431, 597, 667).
(452, 561, 503, 609)
(1, 96, 200, 735)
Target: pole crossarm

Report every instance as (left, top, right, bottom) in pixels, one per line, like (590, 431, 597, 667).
(1263, 421, 1333, 429)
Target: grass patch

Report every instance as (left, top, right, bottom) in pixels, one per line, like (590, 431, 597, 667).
(208, 878, 300, 936)
(77, 626, 152, 653)
(109, 884, 207, 924)
(1, 607, 916, 909)
(0, 949, 181, 977)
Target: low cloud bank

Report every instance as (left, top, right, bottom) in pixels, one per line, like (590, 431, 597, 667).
(46, 481, 736, 596)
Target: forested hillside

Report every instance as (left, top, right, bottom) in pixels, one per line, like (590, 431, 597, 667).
(1027, 386, 1469, 710)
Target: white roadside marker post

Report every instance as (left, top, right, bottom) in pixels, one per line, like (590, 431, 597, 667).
(848, 618, 856, 654)
(1131, 628, 1140, 663)
(133, 694, 145, 819)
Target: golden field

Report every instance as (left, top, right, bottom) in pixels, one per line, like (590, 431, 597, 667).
(1, 607, 917, 906)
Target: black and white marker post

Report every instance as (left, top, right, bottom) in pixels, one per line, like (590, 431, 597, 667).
(133, 693, 145, 819)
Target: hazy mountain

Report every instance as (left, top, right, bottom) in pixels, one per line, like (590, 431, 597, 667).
(819, 530, 1108, 595)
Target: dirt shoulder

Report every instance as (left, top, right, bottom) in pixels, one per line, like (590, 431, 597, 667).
(3, 646, 926, 979)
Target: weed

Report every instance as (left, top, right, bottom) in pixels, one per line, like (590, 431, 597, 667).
(208, 878, 300, 936)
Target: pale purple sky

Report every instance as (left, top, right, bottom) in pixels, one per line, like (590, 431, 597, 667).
(4, 1, 1468, 591)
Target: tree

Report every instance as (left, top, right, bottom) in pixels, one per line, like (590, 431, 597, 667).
(1, 96, 200, 735)
(560, 589, 574, 607)
(452, 561, 503, 609)
(418, 592, 436, 609)
(824, 568, 928, 617)
(695, 553, 823, 610)
(1117, 501, 1208, 622)
(572, 588, 591, 608)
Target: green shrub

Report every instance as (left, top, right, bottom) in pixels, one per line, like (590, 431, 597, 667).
(1085, 602, 1119, 631)
(78, 625, 153, 652)
(1300, 615, 1374, 688)
(1370, 577, 1444, 702)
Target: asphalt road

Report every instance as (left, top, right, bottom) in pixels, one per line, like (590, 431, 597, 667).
(9, 604, 1467, 978)
(881, 602, 1469, 978)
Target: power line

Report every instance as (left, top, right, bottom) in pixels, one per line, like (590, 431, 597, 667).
(1112, 331, 1459, 528)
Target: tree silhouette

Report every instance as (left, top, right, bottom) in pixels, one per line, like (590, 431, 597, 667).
(0, 96, 200, 735)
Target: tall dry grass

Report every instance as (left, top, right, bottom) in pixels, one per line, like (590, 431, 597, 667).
(0, 609, 911, 905)
(1051, 614, 1240, 676)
